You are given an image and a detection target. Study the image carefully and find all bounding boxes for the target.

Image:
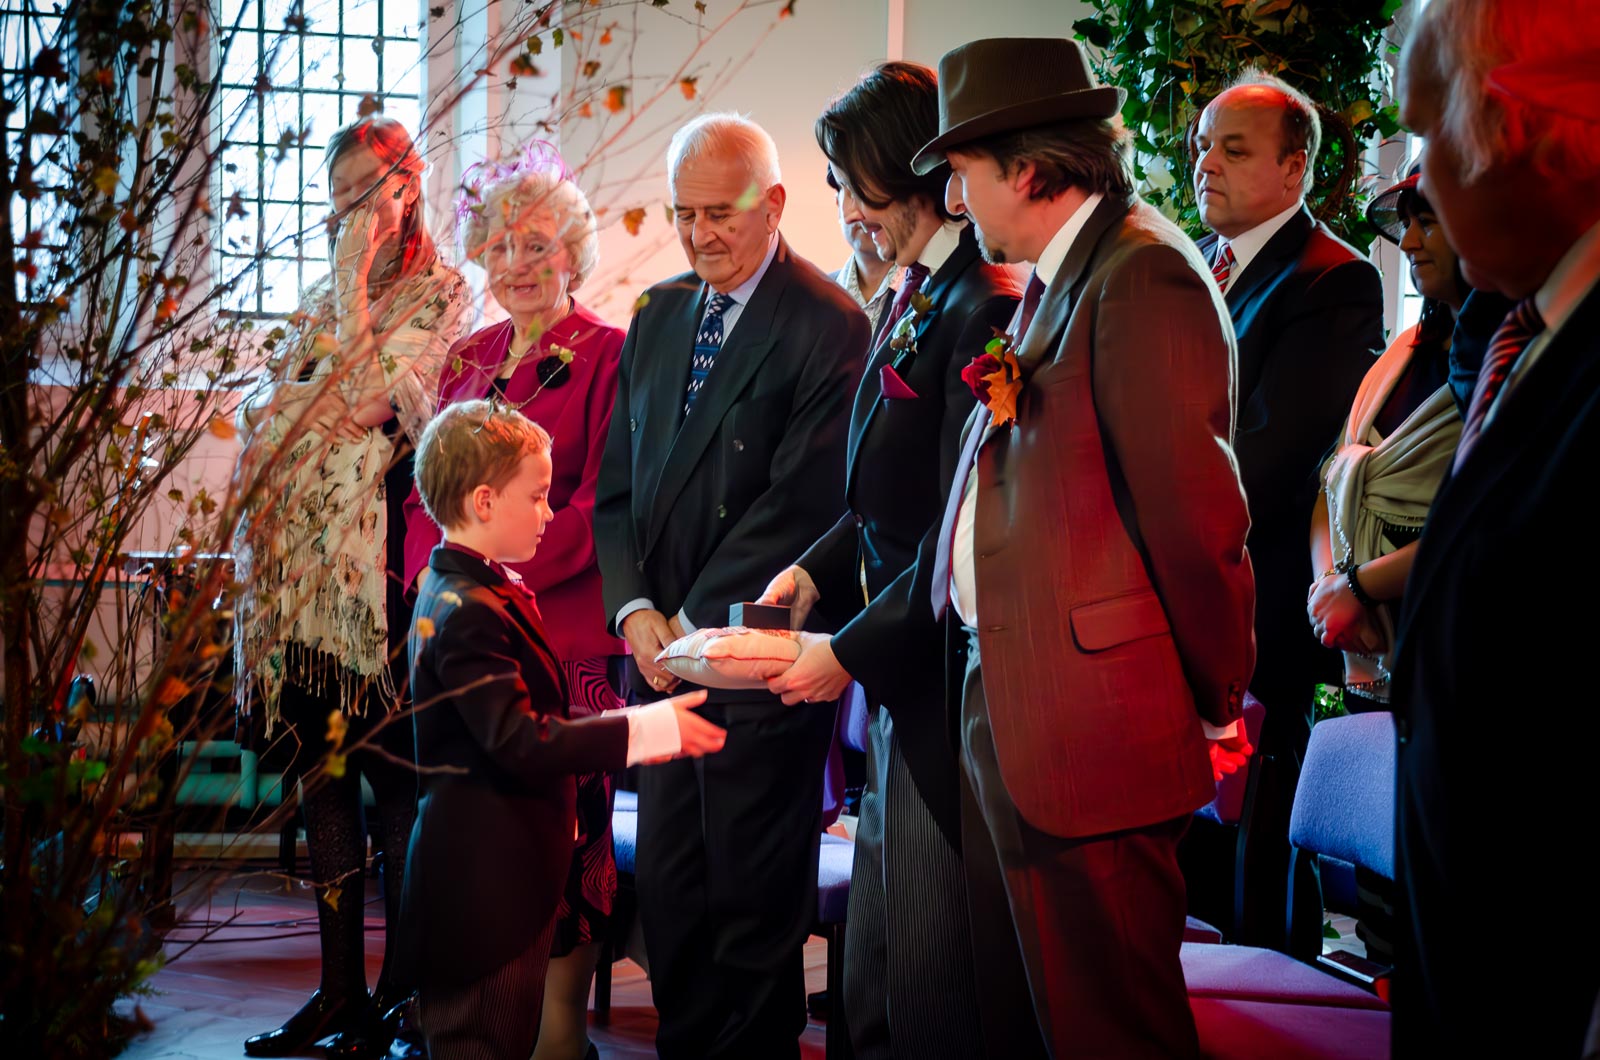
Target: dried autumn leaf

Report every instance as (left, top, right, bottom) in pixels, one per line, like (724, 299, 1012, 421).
(578, 101, 593, 118)
(780, 0, 796, 17)
(632, 292, 651, 314)
(153, 675, 192, 708)
(605, 85, 628, 113)
(622, 207, 647, 236)
(93, 167, 119, 195)
(583, 60, 602, 79)
(207, 415, 238, 440)
(678, 77, 698, 100)
(321, 883, 343, 910)
(155, 297, 179, 323)
(357, 94, 381, 117)
(325, 709, 348, 746)
(600, 26, 613, 45)
(415, 616, 436, 639)
(979, 348, 1023, 428)
(510, 54, 539, 77)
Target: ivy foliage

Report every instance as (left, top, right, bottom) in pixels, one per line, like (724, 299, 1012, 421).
(1073, 0, 1404, 253)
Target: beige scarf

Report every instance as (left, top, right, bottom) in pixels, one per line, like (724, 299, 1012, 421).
(1322, 324, 1462, 702)
(233, 260, 468, 731)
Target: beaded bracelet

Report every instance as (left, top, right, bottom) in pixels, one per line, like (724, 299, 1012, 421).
(1345, 564, 1379, 610)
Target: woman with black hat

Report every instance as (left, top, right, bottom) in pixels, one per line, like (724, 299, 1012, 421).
(1305, 159, 1476, 707)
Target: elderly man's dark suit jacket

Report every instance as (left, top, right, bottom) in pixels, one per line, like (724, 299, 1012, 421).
(400, 545, 629, 990)
(596, 237, 869, 697)
(804, 225, 1018, 845)
(1392, 279, 1600, 1058)
(1197, 207, 1381, 717)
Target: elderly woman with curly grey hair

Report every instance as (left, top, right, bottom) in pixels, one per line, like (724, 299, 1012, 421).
(401, 142, 623, 1060)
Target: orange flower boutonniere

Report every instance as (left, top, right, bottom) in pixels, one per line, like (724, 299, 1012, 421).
(960, 333, 1024, 428)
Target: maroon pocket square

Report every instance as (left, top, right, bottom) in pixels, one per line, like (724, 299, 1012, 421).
(879, 364, 919, 400)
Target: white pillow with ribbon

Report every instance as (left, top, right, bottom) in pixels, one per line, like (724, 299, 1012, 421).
(655, 626, 803, 690)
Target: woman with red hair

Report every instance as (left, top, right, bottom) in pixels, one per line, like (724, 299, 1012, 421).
(233, 115, 469, 1058)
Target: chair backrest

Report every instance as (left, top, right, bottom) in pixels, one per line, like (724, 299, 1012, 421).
(1287, 711, 1397, 880)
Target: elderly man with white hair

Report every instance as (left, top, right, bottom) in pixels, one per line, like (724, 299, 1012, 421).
(595, 113, 869, 1058)
(1392, 0, 1600, 1055)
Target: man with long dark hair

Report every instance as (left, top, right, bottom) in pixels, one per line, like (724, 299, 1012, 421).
(760, 60, 1018, 1059)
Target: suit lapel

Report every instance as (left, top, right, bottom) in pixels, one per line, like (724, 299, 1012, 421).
(644, 241, 789, 557)
(1007, 193, 1132, 390)
(846, 231, 982, 499)
(1223, 206, 1313, 311)
(429, 547, 568, 709)
(631, 279, 706, 554)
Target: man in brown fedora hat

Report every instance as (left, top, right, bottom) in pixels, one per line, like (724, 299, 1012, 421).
(837, 37, 1257, 1056)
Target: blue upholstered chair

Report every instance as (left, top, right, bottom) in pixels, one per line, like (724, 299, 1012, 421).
(1182, 711, 1398, 1059)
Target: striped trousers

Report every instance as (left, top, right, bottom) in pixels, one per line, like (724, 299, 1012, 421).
(844, 704, 984, 1059)
(418, 917, 556, 1060)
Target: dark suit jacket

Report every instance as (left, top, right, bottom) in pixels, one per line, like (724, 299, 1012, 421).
(1198, 207, 1382, 713)
(842, 195, 1255, 839)
(401, 302, 627, 662)
(400, 546, 629, 988)
(1391, 281, 1600, 1055)
(595, 236, 870, 700)
(803, 226, 1018, 842)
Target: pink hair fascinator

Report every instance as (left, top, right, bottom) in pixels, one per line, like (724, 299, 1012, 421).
(455, 140, 573, 225)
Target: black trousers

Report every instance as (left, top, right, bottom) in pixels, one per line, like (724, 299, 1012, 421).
(960, 635, 1198, 1059)
(636, 695, 836, 1060)
(843, 705, 984, 1060)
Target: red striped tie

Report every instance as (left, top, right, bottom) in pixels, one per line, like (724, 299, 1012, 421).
(1454, 297, 1546, 471)
(1211, 242, 1236, 291)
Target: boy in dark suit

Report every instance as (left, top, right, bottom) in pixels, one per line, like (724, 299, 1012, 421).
(403, 399, 725, 1060)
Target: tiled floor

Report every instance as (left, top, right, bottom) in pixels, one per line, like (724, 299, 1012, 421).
(119, 867, 829, 1060)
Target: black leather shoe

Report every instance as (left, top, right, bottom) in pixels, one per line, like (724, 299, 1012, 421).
(325, 1002, 393, 1060)
(243, 990, 358, 1057)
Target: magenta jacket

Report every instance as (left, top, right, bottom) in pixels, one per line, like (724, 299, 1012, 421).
(403, 300, 627, 663)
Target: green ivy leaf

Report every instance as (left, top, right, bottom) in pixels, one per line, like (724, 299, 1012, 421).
(1071, 18, 1113, 49)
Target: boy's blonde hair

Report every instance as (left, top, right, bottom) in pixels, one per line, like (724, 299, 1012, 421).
(415, 400, 552, 529)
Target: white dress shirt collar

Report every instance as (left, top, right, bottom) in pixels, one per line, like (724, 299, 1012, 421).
(1035, 193, 1106, 285)
(915, 219, 968, 280)
(1534, 216, 1600, 335)
(1215, 199, 1304, 286)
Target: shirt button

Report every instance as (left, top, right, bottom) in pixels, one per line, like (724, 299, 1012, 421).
(630, 418, 638, 432)
(854, 514, 864, 527)
(717, 504, 728, 518)
(635, 561, 644, 572)
(732, 438, 745, 451)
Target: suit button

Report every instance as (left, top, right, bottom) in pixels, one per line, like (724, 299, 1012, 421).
(733, 438, 745, 451)
(854, 514, 864, 527)
(630, 418, 638, 432)
(635, 561, 644, 572)
(717, 504, 727, 518)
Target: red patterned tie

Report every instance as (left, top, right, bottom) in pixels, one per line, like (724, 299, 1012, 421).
(1211, 241, 1236, 291)
(881, 261, 931, 337)
(1453, 297, 1546, 471)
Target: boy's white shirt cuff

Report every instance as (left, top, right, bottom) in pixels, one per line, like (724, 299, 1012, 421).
(623, 700, 682, 765)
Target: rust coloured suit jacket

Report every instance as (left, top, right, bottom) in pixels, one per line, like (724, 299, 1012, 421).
(839, 193, 1256, 839)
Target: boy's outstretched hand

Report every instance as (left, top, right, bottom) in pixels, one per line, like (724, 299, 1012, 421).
(667, 689, 725, 758)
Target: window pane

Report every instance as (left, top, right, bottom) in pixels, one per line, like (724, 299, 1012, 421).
(260, 257, 302, 314)
(218, 30, 260, 86)
(343, 37, 380, 94)
(216, 87, 258, 141)
(260, 32, 300, 87)
(384, 38, 420, 93)
(219, 143, 262, 199)
(264, 149, 304, 202)
(260, 201, 302, 254)
(302, 33, 341, 92)
(221, 203, 257, 252)
(343, 0, 379, 37)
(383, 0, 418, 38)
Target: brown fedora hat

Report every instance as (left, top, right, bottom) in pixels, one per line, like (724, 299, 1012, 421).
(911, 37, 1126, 175)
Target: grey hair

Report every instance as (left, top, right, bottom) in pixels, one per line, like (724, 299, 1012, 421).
(1402, 0, 1600, 184)
(667, 112, 783, 192)
(1223, 69, 1321, 194)
(463, 169, 600, 291)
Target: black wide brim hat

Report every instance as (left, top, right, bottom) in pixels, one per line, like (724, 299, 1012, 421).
(911, 37, 1127, 176)
(1365, 160, 1424, 245)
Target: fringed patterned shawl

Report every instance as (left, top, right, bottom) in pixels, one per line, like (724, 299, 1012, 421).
(233, 258, 469, 732)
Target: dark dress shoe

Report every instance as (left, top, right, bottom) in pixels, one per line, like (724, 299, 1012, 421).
(325, 1004, 393, 1060)
(243, 990, 358, 1057)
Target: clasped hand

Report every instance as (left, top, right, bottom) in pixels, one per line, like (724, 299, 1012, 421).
(1306, 572, 1382, 654)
